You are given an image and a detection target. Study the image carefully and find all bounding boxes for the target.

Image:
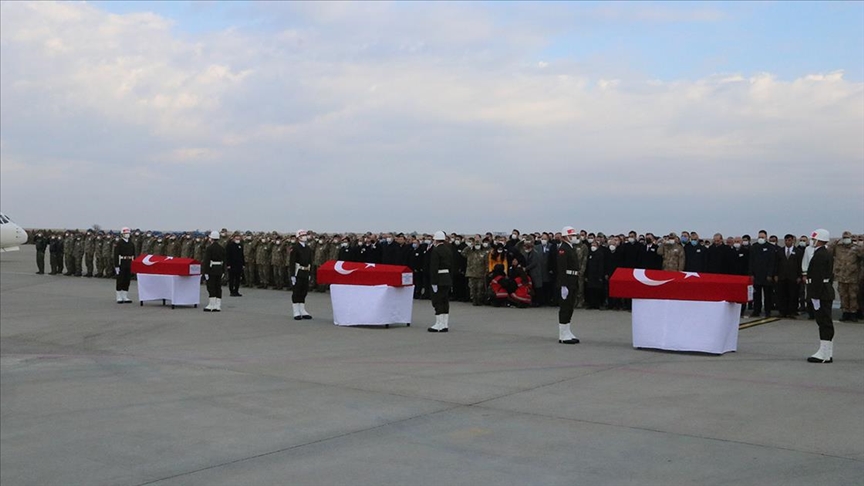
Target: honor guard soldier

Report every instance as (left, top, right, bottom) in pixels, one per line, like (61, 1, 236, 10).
(556, 226, 581, 344)
(203, 231, 225, 312)
(114, 227, 135, 303)
(806, 229, 835, 363)
(428, 230, 453, 332)
(289, 229, 313, 320)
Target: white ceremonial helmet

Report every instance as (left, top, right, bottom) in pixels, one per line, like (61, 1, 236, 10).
(811, 228, 830, 242)
(296, 229, 308, 238)
(433, 231, 446, 241)
(121, 227, 131, 235)
(209, 231, 220, 240)
(562, 226, 578, 238)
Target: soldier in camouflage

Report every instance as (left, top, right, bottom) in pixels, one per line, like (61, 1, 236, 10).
(831, 231, 864, 322)
(72, 232, 85, 277)
(94, 232, 105, 277)
(271, 235, 286, 290)
(657, 233, 686, 271)
(256, 235, 271, 289)
(573, 235, 588, 308)
(461, 236, 490, 306)
(63, 231, 75, 276)
(101, 233, 116, 279)
(83, 230, 96, 277)
(243, 231, 257, 288)
(313, 234, 330, 292)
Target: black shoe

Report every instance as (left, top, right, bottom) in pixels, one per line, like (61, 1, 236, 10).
(749, 312, 760, 318)
(302, 315, 312, 320)
(807, 356, 833, 363)
(294, 316, 302, 320)
(212, 309, 220, 312)
(203, 308, 212, 312)
(559, 338, 579, 344)
(427, 327, 448, 333)
(36, 271, 44, 275)
(236, 293, 242, 297)
(839, 312, 850, 322)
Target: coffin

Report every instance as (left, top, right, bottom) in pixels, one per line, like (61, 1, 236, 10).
(317, 260, 413, 287)
(131, 255, 201, 276)
(609, 268, 752, 303)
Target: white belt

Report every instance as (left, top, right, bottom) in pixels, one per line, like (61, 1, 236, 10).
(297, 265, 310, 271)
(210, 261, 223, 266)
(565, 270, 579, 276)
(806, 278, 831, 284)
(438, 269, 450, 274)
(119, 256, 134, 260)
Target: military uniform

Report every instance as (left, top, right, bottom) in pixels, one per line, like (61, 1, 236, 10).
(657, 241, 686, 272)
(33, 233, 48, 274)
(226, 236, 244, 297)
(101, 235, 115, 279)
(556, 227, 581, 344)
(49, 235, 63, 274)
(83, 232, 96, 277)
(271, 238, 286, 290)
(289, 231, 314, 320)
(114, 231, 135, 303)
(830, 238, 864, 321)
(181, 235, 194, 259)
(203, 233, 226, 312)
(573, 242, 588, 308)
(807, 238, 835, 363)
(63, 233, 75, 275)
(72, 234, 85, 277)
(256, 237, 271, 288)
(461, 245, 490, 306)
(313, 238, 330, 292)
(243, 233, 257, 288)
(428, 235, 453, 332)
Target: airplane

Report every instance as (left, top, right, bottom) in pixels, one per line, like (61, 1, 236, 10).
(0, 212, 28, 252)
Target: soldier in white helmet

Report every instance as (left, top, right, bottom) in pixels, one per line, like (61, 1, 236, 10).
(203, 231, 225, 312)
(428, 231, 453, 332)
(555, 226, 580, 344)
(113, 227, 135, 304)
(806, 229, 835, 363)
(289, 229, 313, 320)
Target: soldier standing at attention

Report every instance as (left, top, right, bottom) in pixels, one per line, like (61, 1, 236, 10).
(33, 231, 48, 274)
(830, 231, 864, 322)
(72, 232, 85, 277)
(203, 231, 225, 312)
(271, 235, 286, 290)
(49, 233, 62, 274)
(242, 231, 256, 289)
(427, 231, 453, 332)
(256, 235, 271, 289)
(461, 237, 490, 306)
(226, 232, 245, 297)
(63, 231, 75, 276)
(289, 229, 313, 320)
(94, 232, 105, 277)
(806, 229, 835, 363)
(113, 227, 135, 304)
(557, 226, 581, 344)
(101, 232, 115, 279)
(83, 230, 96, 277)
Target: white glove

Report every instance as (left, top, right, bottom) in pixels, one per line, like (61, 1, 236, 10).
(561, 287, 569, 300)
(432, 285, 438, 293)
(115, 267, 120, 275)
(205, 274, 209, 281)
(291, 276, 297, 286)
(811, 299, 820, 311)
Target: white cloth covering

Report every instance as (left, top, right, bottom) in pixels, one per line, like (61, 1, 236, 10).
(137, 274, 201, 307)
(330, 284, 413, 326)
(632, 299, 740, 354)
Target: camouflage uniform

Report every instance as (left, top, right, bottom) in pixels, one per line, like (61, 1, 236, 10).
(271, 238, 286, 290)
(256, 237, 271, 288)
(243, 233, 257, 288)
(313, 238, 330, 292)
(462, 245, 490, 306)
(181, 235, 194, 259)
(72, 233, 85, 276)
(101, 235, 116, 279)
(163, 236, 176, 258)
(831, 239, 864, 317)
(83, 232, 96, 277)
(63, 232, 75, 275)
(152, 237, 165, 256)
(94, 235, 105, 277)
(657, 242, 686, 271)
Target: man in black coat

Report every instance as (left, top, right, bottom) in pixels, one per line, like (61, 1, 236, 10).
(113, 227, 135, 304)
(806, 229, 835, 363)
(226, 233, 245, 297)
(705, 233, 729, 274)
(638, 233, 662, 270)
(683, 231, 707, 272)
(775, 234, 803, 318)
(749, 230, 777, 317)
(33, 231, 48, 274)
(556, 226, 581, 344)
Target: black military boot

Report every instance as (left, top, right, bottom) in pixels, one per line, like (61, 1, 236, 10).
(839, 312, 850, 322)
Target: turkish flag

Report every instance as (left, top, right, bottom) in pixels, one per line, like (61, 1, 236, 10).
(131, 255, 202, 276)
(316, 260, 414, 287)
(609, 268, 752, 303)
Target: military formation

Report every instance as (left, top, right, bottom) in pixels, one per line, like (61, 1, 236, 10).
(26, 226, 864, 360)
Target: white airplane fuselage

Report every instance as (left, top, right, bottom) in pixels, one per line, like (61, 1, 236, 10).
(0, 213, 28, 252)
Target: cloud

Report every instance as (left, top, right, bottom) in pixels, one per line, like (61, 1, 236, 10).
(1, 2, 861, 235)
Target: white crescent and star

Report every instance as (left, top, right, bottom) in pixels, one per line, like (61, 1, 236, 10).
(142, 255, 156, 266)
(334, 261, 358, 275)
(633, 269, 674, 287)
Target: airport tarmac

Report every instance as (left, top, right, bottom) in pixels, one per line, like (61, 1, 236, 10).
(1, 246, 863, 486)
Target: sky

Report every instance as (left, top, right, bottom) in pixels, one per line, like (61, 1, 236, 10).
(1, 1, 862, 237)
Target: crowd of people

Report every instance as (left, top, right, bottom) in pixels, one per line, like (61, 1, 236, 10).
(26, 227, 864, 322)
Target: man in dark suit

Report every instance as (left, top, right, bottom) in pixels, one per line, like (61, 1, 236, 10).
(638, 233, 662, 270)
(750, 230, 777, 317)
(706, 233, 729, 274)
(806, 229, 835, 363)
(775, 234, 803, 318)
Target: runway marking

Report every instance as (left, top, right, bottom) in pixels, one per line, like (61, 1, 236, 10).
(739, 317, 781, 330)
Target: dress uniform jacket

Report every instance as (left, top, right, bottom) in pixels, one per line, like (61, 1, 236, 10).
(203, 242, 226, 277)
(556, 242, 579, 289)
(429, 243, 453, 287)
(807, 246, 835, 301)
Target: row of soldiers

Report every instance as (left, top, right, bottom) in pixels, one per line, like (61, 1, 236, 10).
(28, 227, 864, 321)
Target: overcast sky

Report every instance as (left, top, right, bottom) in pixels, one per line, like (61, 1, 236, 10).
(1, 1, 862, 237)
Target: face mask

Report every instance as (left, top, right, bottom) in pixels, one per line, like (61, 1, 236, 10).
(276, 240, 282, 245)
(587, 238, 594, 244)
(497, 249, 503, 254)
(454, 239, 461, 245)
(799, 241, 807, 247)
(666, 240, 674, 245)
(628, 237, 635, 243)
(412, 243, 419, 249)
(123, 234, 130, 241)
(681, 236, 689, 244)
(590, 246, 598, 252)
(511, 234, 518, 240)
(540, 239, 548, 245)
(318, 239, 324, 244)
(474, 245, 481, 250)
(733, 243, 741, 249)
(341, 242, 349, 247)
(300, 236, 308, 243)
(424, 239, 431, 245)
(742, 240, 750, 246)
(691, 240, 698, 246)
(608, 245, 617, 252)
(482, 242, 490, 248)
(842, 238, 852, 245)
(234, 239, 240, 244)
(573, 237, 582, 244)
(757, 238, 766, 245)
